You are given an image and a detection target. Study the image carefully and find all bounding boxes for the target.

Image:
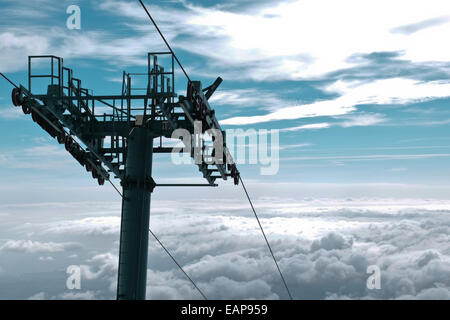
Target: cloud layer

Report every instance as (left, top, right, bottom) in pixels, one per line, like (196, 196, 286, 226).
(1, 196, 449, 300)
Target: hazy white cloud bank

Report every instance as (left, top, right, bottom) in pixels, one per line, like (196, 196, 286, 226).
(0, 143, 74, 170)
(1, 197, 449, 300)
(0, 240, 80, 254)
(148, 202, 450, 300)
(209, 89, 288, 112)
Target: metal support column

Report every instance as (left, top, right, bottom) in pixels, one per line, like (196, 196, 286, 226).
(117, 127, 154, 300)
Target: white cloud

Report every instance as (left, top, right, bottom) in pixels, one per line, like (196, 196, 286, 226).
(281, 123, 331, 132)
(43, 217, 120, 236)
(283, 153, 450, 162)
(209, 88, 287, 110)
(221, 78, 450, 125)
(326, 78, 450, 105)
(81, 253, 118, 283)
(391, 16, 450, 35)
(0, 31, 51, 73)
(0, 144, 74, 170)
(23, 145, 67, 157)
(55, 291, 99, 300)
(281, 113, 386, 132)
(39, 256, 54, 261)
(144, 203, 450, 299)
(173, 0, 450, 80)
(1, 196, 450, 299)
(0, 106, 26, 120)
(279, 143, 312, 150)
(0, 240, 80, 254)
(398, 287, 450, 300)
(1, 0, 449, 131)
(2, 0, 450, 83)
(27, 292, 46, 300)
(220, 98, 354, 125)
(338, 113, 387, 128)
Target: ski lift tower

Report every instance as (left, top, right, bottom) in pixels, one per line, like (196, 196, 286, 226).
(8, 51, 240, 300)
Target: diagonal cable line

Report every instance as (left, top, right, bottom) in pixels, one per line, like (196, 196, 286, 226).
(149, 229, 208, 300)
(138, 0, 192, 83)
(108, 179, 123, 198)
(239, 176, 294, 300)
(1, 72, 19, 88)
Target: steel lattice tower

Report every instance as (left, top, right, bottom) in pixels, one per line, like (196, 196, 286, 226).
(9, 52, 240, 300)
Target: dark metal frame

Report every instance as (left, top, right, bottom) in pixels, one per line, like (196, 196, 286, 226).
(12, 53, 239, 300)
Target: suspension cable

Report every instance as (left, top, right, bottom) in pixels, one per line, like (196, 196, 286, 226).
(138, 0, 192, 83)
(149, 229, 208, 300)
(108, 179, 123, 198)
(0, 72, 19, 88)
(239, 176, 294, 300)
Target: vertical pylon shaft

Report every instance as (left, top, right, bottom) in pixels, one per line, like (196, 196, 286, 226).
(117, 127, 154, 300)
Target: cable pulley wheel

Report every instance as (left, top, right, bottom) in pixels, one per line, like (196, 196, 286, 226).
(97, 177, 105, 186)
(22, 105, 31, 114)
(11, 88, 22, 106)
(57, 132, 66, 144)
(65, 138, 74, 152)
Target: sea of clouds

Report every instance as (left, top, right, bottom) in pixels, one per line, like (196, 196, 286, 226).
(0, 195, 449, 300)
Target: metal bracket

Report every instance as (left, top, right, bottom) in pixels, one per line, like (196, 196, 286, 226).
(121, 176, 156, 192)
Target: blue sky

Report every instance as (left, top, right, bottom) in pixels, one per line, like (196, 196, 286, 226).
(1, 0, 450, 198)
(1, 0, 450, 300)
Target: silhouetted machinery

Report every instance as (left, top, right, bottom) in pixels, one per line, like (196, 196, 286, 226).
(8, 51, 240, 299)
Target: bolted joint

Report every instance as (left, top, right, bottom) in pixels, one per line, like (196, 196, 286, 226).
(121, 176, 156, 192)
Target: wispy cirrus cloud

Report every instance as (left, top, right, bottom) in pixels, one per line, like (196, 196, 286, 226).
(280, 114, 387, 132)
(281, 123, 331, 132)
(282, 153, 450, 162)
(221, 78, 450, 125)
(391, 16, 450, 35)
(209, 89, 287, 111)
(337, 113, 387, 128)
(0, 105, 25, 119)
